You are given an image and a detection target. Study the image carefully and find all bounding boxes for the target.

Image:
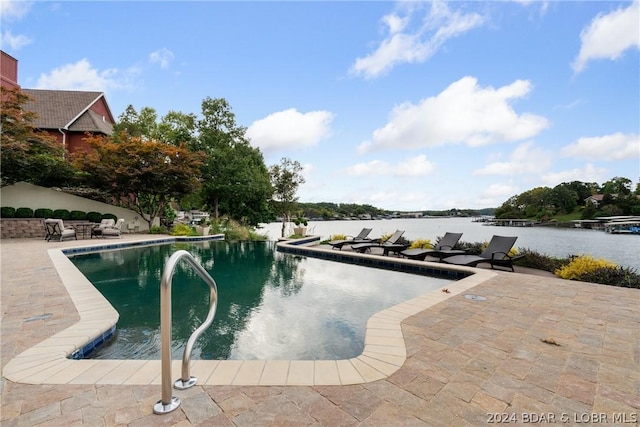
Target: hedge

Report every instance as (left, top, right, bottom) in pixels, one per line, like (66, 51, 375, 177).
(1, 207, 16, 218)
(34, 208, 54, 218)
(15, 207, 34, 218)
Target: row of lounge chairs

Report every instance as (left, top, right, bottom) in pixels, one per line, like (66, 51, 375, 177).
(327, 228, 523, 271)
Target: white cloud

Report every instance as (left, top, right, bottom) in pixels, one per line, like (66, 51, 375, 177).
(480, 182, 520, 200)
(0, 0, 32, 50)
(149, 48, 175, 69)
(541, 163, 609, 186)
(572, 0, 640, 73)
(561, 133, 640, 161)
(35, 59, 125, 91)
(246, 108, 334, 153)
(0, 0, 33, 21)
(345, 154, 435, 177)
(1, 29, 31, 50)
(358, 76, 549, 153)
(474, 141, 552, 175)
(350, 1, 485, 79)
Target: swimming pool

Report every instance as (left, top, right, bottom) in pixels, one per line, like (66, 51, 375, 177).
(69, 240, 454, 360)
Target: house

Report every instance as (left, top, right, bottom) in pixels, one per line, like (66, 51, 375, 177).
(585, 194, 605, 207)
(1, 50, 115, 154)
(22, 89, 115, 154)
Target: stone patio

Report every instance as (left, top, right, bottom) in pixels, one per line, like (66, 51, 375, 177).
(1, 236, 638, 426)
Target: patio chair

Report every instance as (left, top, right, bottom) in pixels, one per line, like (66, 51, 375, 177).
(400, 232, 465, 261)
(91, 218, 116, 238)
(44, 218, 77, 242)
(327, 227, 374, 250)
(351, 230, 407, 256)
(441, 235, 522, 271)
(102, 218, 125, 238)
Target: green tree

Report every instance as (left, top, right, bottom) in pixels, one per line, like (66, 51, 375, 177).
(0, 87, 76, 187)
(269, 157, 305, 237)
(72, 133, 204, 228)
(197, 98, 273, 225)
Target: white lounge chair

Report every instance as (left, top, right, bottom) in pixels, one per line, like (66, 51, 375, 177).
(44, 218, 77, 242)
(102, 218, 125, 238)
(91, 218, 115, 238)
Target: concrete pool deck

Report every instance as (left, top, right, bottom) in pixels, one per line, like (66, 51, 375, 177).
(2, 236, 639, 425)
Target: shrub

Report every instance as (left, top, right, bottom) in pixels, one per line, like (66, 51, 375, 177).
(52, 209, 70, 219)
(149, 225, 169, 234)
(87, 211, 102, 223)
(408, 238, 433, 249)
(514, 248, 568, 272)
(578, 266, 640, 288)
(33, 208, 53, 218)
(69, 210, 87, 220)
(330, 233, 348, 241)
(15, 207, 34, 218)
(102, 213, 117, 221)
(1, 207, 16, 218)
(170, 223, 197, 236)
(555, 255, 617, 280)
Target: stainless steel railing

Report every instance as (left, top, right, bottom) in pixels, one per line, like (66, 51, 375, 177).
(154, 250, 218, 415)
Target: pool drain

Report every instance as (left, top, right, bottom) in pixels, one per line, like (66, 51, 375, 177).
(464, 294, 487, 301)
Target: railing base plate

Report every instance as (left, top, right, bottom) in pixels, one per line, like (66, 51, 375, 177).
(153, 396, 181, 414)
(174, 376, 198, 390)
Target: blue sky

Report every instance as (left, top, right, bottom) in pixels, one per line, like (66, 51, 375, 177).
(2, 0, 639, 211)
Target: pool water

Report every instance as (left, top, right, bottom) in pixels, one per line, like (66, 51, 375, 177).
(69, 241, 452, 360)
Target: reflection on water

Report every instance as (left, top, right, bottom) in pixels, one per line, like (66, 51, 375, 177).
(259, 218, 640, 270)
(70, 241, 450, 360)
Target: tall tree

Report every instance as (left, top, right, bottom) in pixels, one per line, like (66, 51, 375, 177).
(269, 157, 305, 237)
(197, 97, 273, 225)
(72, 133, 204, 227)
(0, 87, 75, 187)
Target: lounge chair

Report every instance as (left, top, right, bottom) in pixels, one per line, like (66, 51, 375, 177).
(442, 235, 522, 271)
(44, 218, 77, 242)
(91, 218, 116, 238)
(102, 218, 125, 238)
(400, 232, 465, 261)
(327, 228, 374, 250)
(351, 230, 408, 256)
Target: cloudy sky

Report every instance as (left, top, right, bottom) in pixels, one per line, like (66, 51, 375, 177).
(2, 0, 638, 211)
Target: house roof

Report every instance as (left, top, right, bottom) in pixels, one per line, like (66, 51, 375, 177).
(22, 89, 114, 135)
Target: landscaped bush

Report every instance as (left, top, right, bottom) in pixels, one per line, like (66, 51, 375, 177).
(513, 248, 569, 272)
(15, 207, 34, 218)
(149, 225, 169, 234)
(69, 210, 87, 220)
(555, 255, 617, 280)
(52, 209, 70, 219)
(34, 208, 54, 218)
(1, 207, 16, 218)
(330, 233, 347, 241)
(408, 238, 433, 249)
(170, 223, 197, 236)
(456, 240, 485, 255)
(87, 211, 102, 223)
(578, 266, 640, 288)
(102, 213, 117, 221)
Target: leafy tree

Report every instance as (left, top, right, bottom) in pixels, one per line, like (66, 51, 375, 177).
(269, 157, 305, 237)
(72, 133, 204, 227)
(112, 105, 160, 140)
(197, 97, 273, 225)
(0, 87, 76, 187)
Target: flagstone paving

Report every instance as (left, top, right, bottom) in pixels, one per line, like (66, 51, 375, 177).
(2, 237, 638, 426)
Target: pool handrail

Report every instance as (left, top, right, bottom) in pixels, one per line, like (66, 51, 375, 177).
(153, 250, 219, 415)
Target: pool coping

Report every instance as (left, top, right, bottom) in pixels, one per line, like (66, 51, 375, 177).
(2, 236, 497, 387)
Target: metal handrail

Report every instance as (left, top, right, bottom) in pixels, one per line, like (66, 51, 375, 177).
(153, 250, 218, 415)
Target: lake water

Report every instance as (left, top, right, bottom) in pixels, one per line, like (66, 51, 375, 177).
(258, 217, 640, 270)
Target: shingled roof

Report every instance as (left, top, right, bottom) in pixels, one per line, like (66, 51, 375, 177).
(22, 89, 114, 135)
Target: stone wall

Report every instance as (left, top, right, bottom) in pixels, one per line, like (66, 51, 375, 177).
(0, 218, 114, 239)
(2, 218, 48, 239)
